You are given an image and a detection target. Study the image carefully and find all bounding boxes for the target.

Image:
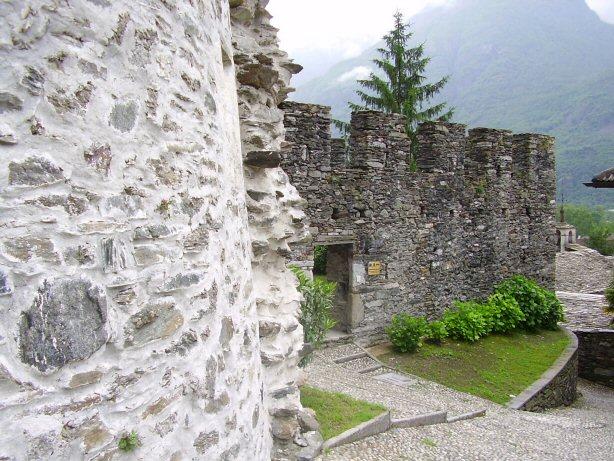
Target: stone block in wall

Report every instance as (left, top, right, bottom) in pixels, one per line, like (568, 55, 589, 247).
(124, 300, 184, 347)
(19, 278, 108, 372)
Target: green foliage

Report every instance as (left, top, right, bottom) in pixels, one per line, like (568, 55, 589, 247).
(480, 293, 526, 334)
(408, 156, 419, 173)
(604, 274, 614, 313)
(421, 438, 438, 447)
(560, 204, 614, 255)
(332, 119, 350, 141)
(313, 245, 328, 275)
(290, 266, 336, 351)
(474, 179, 487, 196)
(385, 314, 428, 352)
(349, 12, 453, 149)
(300, 386, 386, 440)
(541, 290, 566, 331)
(385, 277, 563, 352)
(494, 275, 564, 331)
(118, 431, 140, 452)
(425, 320, 447, 344)
(442, 301, 489, 342)
(587, 225, 614, 256)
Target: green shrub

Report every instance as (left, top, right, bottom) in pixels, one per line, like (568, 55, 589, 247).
(606, 274, 614, 313)
(118, 431, 140, 452)
(313, 245, 328, 275)
(386, 314, 428, 352)
(442, 301, 489, 342)
(541, 290, 565, 330)
(587, 224, 614, 256)
(425, 320, 447, 344)
(290, 266, 336, 351)
(495, 275, 563, 331)
(480, 293, 526, 334)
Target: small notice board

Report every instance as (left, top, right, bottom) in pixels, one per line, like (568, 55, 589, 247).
(367, 261, 382, 276)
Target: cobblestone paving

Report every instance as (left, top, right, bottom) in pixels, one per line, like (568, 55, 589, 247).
(556, 247, 613, 294)
(558, 291, 612, 329)
(307, 347, 614, 461)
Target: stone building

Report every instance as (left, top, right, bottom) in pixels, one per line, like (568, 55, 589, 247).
(281, 102, 557, 344)
(0, 1, 312, 460)
(556, 222, 577, 252)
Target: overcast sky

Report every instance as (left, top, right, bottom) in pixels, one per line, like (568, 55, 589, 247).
(268, 0, 614, 79)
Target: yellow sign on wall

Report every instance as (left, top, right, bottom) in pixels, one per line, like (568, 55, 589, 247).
(367, 261, 382, 276)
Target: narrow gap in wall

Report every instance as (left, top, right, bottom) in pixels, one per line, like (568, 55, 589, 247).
(315, 244, 352, 333)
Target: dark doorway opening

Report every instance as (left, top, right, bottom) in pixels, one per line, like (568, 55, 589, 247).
(314, 244, 352, 333)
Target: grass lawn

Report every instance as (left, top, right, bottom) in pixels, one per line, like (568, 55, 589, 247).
(375, 329, 570, 405)
(300, 386, 386, 440)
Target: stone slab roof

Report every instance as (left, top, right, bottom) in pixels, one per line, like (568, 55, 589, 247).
(584, 167, 614, 188)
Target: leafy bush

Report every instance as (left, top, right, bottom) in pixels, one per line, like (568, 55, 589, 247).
(290, 266, 336, 350)
(494, 275, 563, 331)
(587, 224, 614, 256)
(480, 293, 526, 334)
(606, 274, 614, 313)
(540, 290, 566, 330)
(118, 431, 140, 452)
(442, 301, 489, 342)
(386, 314, 428, 352)
(425, 321, 447, 344)
(313, 245, 328, 275)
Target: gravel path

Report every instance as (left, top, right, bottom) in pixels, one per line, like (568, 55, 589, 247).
(307, 346, 614, 461)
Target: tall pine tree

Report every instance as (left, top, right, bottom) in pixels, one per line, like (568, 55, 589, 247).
(350, 12, 453, 151)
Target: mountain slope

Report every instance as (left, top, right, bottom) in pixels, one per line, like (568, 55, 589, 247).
(293, 0, 614, 206)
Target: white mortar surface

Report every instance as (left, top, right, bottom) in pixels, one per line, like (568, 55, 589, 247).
(0, 1, 272, 459)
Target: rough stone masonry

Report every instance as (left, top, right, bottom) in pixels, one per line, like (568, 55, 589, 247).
(282, 102, 557, 344)
(0, 1, 310, 459)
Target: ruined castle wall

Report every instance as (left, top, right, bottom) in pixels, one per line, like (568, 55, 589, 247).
(281, 101, 557, 344)
(0, 1, 272, 459)
(511, 134, 557, 288)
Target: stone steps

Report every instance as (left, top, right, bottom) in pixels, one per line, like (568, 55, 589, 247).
(324, 343, 386, 377)
(322, 330, 355, 347)
(358, 364, 383, 374)
(334, 351, 367, 364)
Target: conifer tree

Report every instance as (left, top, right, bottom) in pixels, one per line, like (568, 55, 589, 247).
(350, 12, 453, 150)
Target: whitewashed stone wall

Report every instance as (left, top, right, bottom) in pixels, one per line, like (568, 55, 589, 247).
(230, 1, 314, 457)
(0, 1, 273, 459)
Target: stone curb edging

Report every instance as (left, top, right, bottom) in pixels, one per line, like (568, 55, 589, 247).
(391, 411, 447, 428)
(446, 409, 487, 423)
(320, 408, 489, 453)
(323, 411, 392, 451)
(507, 327, 578, 411)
